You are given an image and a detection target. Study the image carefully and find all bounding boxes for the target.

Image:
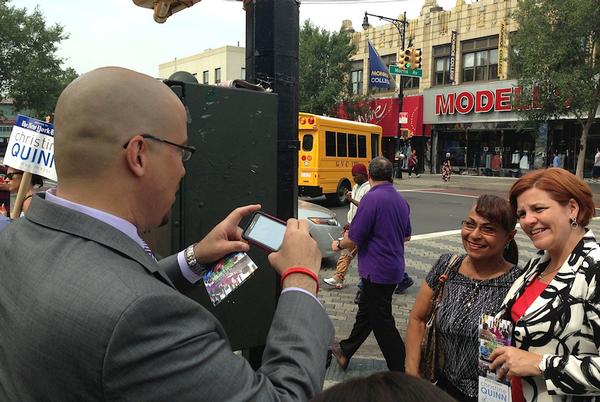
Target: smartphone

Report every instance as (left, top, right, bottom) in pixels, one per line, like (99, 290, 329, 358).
(242, 211, 287, 252)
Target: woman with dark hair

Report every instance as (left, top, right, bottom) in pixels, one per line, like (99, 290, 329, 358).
(0, 167, 44, 216)
(489, 168, 600, 402)
(310, 371, 456, 402)
(405, 194, 521, 402)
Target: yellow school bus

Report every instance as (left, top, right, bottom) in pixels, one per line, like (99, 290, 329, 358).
(298, 112, 382, 205)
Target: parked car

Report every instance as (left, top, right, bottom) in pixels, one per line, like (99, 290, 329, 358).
(298, 199, 342, 261)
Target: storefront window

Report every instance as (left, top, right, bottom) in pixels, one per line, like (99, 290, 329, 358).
(435, 124, 537, 176)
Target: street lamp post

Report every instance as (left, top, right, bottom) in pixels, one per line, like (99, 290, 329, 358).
(362, 12, 408, 169)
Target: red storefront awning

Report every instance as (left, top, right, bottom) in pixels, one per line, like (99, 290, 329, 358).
(333, 95, 426, 138)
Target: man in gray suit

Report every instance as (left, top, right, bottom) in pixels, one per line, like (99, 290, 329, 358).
(0, 67, 333, 401)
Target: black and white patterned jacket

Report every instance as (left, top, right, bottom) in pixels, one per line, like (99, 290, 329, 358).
(497, 230, 600, 401)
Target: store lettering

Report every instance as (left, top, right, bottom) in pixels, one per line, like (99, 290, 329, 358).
(435, 87, 513, 115)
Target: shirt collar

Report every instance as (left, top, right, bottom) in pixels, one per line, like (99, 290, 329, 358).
(45, 188, 146, 248)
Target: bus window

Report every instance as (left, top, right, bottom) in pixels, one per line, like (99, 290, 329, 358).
(358, 135, 366, 158)
(302, 134, 314, 151)
(371, 134, 379, 158)
(348, 134, 357, 157)
(325, 131, 336, 156)
(337, 133, 347, 157)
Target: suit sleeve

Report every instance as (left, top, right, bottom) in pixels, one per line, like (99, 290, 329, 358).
(541, 267, 600, 396)
(102, 289, 334, 401)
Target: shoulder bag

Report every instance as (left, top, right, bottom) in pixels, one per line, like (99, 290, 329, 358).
(419, 254, 460, 382)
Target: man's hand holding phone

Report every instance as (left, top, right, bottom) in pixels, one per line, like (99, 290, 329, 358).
(193, 204, 261, 264)
(268, 219, 321, 295)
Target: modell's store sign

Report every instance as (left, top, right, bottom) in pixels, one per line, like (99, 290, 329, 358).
(423, 79, 518, 124)
(435, 87, 512, 115)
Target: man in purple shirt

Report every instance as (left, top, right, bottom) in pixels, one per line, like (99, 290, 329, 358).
(330, 156, 411, 372)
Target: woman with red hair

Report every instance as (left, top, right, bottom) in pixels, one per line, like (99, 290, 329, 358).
(490, 168, 600, 402)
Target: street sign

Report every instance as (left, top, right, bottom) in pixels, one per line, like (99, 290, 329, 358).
(398, 68, 422, 78)
(389, 65, 422, 77)
(399, 112, 408, 124)
(388, 64, 404, 75)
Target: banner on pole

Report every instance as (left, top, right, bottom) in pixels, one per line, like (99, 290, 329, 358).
(368, 41, 393, 89)
(449, 30, 457, 83)
(498, 21, 506, 79)
(3, 115, 57, 181)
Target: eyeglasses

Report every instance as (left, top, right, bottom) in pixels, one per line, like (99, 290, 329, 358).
(122, 134, 196, 162)
(461, 220, 498, 236)
(6, 172, 23, 180)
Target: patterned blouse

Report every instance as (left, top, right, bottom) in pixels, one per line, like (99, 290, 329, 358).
(496, 230, 600, 401)
(426, 253, 522, 398)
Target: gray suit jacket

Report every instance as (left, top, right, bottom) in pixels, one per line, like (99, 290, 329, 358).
(0, 194, 334, 401)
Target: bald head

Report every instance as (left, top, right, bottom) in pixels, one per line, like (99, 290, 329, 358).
(54, 67, 186, 181)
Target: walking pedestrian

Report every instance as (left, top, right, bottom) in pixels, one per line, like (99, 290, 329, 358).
(442, 153, 452, 182)
(330, 156, 411, 372)
(394, 151, 404, 179)
(324, 163, 370, 289)
(408, 149, 419, 178)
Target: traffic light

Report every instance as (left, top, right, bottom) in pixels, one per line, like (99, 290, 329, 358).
(399, 49, 411, 69)
(411, 48, 422, 70)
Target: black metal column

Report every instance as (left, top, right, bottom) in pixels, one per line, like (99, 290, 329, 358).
(244, 0, 299, 370)
(245, 0, 299, 221)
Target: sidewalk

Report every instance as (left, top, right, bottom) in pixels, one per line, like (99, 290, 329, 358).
(320, 175, 600, 387)
(392, 172, 600, 205)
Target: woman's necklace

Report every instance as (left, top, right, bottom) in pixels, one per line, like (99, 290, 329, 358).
(463, 257, 506, 308)
(537, 265, 560, 280)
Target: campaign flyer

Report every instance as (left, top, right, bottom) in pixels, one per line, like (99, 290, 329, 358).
(202, 252, 258, 306)
(478, 314, 513, 372)
(478, 313, 513, 402)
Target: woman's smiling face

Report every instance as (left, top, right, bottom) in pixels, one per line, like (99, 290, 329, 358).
(461, 209, 511, 261)
(516, 187, 579, 254)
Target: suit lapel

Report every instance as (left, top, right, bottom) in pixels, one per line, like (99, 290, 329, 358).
(26, 194, 176, 288)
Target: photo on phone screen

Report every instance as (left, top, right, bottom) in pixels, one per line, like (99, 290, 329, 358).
(243, 211, 286, 252)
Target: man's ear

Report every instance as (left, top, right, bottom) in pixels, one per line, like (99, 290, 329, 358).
(123, 136, 147, 177)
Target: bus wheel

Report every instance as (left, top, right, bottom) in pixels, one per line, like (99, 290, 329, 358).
(326, 181, 351, 206)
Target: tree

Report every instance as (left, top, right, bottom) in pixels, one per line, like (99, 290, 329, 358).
(299, 20, 361, 116)
(0, 0, 78, 118)
(510, 0, 599, 177)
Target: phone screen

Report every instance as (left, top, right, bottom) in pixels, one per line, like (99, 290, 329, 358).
(244, 213, 286, 251)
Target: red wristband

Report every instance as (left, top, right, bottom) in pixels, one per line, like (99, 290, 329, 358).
(280, 267, 319, 293)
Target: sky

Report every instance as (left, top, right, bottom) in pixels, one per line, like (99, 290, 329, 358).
(10, 0, 458, 77)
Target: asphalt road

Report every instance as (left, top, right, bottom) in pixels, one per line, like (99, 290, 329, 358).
(305, 188, 478, 236)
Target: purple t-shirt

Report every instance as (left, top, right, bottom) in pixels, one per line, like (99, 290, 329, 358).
(348, 182, 411, 284)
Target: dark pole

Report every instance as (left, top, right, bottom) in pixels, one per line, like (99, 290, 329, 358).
(245, 0, 299, 223)
(397, 12, 406, 159)
(244, 0, 299, 369)
(363, 12, 408, 164)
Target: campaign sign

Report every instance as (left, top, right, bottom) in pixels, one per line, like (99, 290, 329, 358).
(478, 376, 511, 402)
(4, 115, 57, 181)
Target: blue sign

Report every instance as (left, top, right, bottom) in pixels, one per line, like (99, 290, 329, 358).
(368, 41, 392, 89)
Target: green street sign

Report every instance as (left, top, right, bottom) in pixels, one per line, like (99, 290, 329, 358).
(389, 65, 422, 78)
(388, 65, 404, 75)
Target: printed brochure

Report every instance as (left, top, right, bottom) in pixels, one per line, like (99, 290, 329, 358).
(203, 252, 258, 306)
